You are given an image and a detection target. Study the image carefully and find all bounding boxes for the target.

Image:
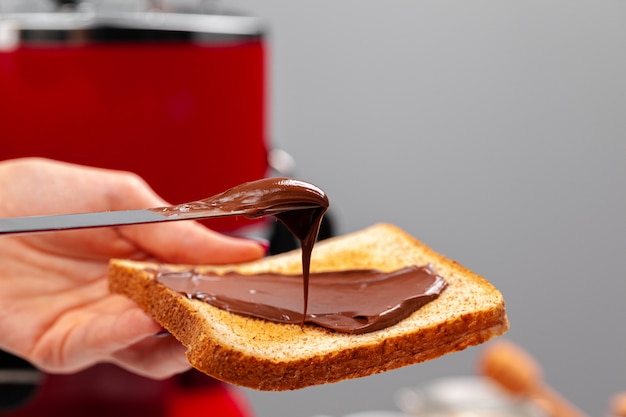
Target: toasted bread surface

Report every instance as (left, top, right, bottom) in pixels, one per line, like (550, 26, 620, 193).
(108, 223, 508, 390)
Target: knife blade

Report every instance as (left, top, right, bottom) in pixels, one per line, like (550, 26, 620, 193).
(0, 207, 243, 236)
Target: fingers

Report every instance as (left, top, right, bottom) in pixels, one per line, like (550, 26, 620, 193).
(5, 158, 267, 264)
(109, 335, 191, 380)
(27, 292, 191, 379)
(0, 158, 164, 217)
(119, 220, 267, 265)
(28, 295, 163, 374)
(69, 296, 192, 380)
(36, 158, 267, 264)
(78, 162, 268, 264)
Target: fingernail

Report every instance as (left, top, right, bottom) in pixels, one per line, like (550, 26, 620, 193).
(247, 236, 271, 255)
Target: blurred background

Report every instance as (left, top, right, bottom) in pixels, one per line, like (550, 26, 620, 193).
(1, 1, 625, 417)
(225, 1, 626, 416)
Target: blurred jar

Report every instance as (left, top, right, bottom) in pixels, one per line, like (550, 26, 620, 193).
(395, 377, 547, 417)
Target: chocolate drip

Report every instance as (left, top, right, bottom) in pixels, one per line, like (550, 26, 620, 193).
(153, 177, 329, 319)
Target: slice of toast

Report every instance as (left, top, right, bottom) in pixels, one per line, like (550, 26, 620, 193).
(108, 223, 508, 390)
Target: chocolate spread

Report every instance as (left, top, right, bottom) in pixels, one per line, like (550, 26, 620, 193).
(156, 265, 446, 334)
(150, 177, 447, 334)
(155, 177, 329, 320)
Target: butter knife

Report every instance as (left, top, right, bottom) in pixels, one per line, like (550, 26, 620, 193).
(0, 177, 327, 236)
(0, 206, 250, 236)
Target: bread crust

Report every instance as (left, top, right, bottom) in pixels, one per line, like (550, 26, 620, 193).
(108, 223, 508, 390)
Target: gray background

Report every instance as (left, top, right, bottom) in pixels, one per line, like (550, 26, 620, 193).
(227, 1, 626, 416)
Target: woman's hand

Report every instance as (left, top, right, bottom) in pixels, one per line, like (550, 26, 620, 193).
(0, 158, 265, 379)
